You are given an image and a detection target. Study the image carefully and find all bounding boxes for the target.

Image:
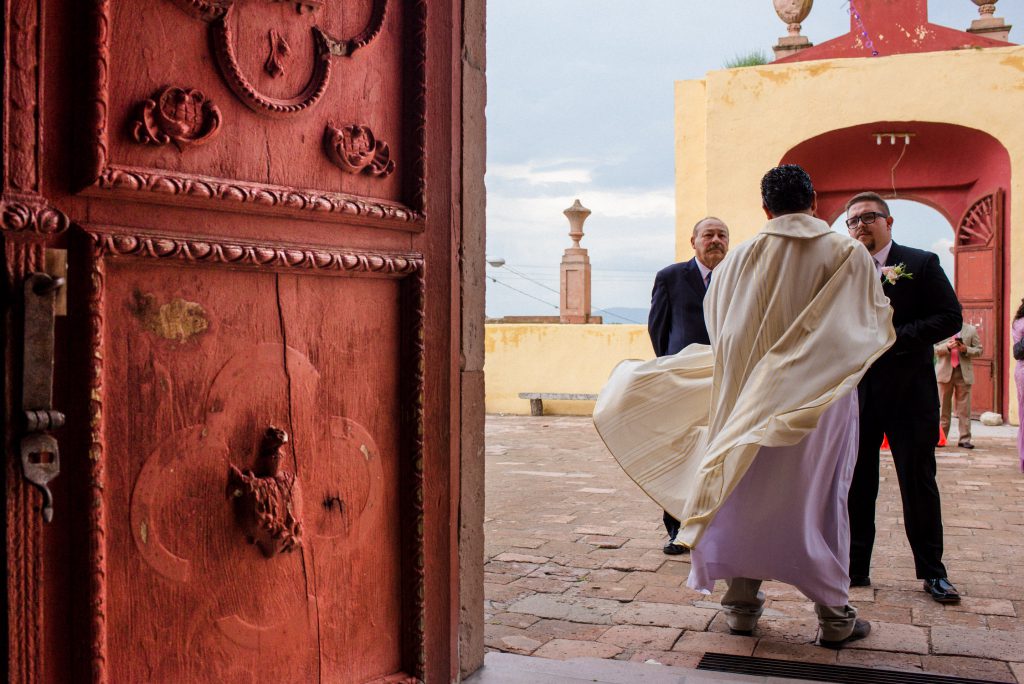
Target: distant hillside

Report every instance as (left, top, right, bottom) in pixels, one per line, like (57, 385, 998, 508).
(597, 307, 648, 325)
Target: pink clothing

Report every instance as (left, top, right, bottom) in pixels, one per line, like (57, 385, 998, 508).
(1013, 318, 1024, 471)
(687, 391, 858, 606)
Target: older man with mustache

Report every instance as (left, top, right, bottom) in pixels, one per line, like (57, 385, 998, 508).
(648, 216, 729, 554)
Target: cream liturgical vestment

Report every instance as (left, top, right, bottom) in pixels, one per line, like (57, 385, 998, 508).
(594, 214, 895, 603)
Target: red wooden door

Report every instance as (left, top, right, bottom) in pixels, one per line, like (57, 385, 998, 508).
(3, 0, 471, 681)
(954, 190, 1004, 417)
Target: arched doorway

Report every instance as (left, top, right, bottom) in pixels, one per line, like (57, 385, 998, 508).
(782, 122, 1011, 416)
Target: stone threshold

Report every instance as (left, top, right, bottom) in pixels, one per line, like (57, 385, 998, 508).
(464, 652, 823, 684)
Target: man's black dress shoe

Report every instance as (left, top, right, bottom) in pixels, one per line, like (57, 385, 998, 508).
(819, 619, 871, 649)
(849, 575, 871, 587)
(663, 541, 689, 555)
(923, 577, 961, 603)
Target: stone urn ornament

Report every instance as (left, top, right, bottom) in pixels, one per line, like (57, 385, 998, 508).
(773, 0, 814, 36)
(972, 0, 998, 19)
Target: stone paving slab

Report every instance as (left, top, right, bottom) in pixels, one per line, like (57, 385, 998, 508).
(485, 416, 1024, 682)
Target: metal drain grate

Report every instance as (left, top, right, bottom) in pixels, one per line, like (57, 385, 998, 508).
(697, 652, 1004, 684)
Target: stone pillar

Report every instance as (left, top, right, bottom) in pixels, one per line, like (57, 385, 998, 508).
(560, 199, 593, 324)
(772, 0, 814, 60)
(968, 0, 1012, 42)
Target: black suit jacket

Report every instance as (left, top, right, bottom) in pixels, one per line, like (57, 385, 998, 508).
(861, 242, 962, 420)
(648, 257, 710, 357)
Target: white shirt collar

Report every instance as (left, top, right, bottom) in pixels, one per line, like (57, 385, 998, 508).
(695, 258, 713, 283)
(872, 240, 894, 273)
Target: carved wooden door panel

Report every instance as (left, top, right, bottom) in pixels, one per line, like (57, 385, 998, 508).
(3, 0, 467, 682)
(954, 190, 1004, 417)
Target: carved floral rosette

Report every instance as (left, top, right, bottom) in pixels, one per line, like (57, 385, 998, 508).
(323, 123, 396, 178)
(132, 86, 222, 149)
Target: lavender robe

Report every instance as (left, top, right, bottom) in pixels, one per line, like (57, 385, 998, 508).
(687, 391, 858, 606)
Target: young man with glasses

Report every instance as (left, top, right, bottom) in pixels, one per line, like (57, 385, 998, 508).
(844, 191, 964, 604)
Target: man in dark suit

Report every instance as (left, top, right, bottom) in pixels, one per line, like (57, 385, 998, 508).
(648, 216, 729, 554)
(845, 192, 963, 603)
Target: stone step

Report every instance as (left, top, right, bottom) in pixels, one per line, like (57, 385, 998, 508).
(464, 652, 823, 684)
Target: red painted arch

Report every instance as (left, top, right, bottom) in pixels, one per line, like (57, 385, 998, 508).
(780, 121, 1012, 414)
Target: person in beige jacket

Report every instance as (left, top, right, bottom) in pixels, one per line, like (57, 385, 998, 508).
(934, 323, 983, 449)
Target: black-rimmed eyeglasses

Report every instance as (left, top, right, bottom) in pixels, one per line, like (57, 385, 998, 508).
(846, 211, 888, 229)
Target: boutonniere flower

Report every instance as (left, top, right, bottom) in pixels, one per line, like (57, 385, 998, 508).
(880, 263, 913, 285)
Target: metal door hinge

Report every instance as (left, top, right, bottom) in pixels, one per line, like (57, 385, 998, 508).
(21, 272, 65, 522)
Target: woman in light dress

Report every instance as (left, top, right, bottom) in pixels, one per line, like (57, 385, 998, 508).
(1012, 297, 1024, 471)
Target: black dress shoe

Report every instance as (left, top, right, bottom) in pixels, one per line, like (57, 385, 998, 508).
(958, 440, 975, 449)
(923, 577, 961, 603)
(819, 619, 871, 649)
(663, 541, 689, 555)
(849, 575, 871, 587)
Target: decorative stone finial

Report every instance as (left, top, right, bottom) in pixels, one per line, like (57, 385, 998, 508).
(973, 0, 997, 20)
(772, 0, 814, 60)
(563, 199, 591, 249)
(773, 0, 814, 37)
(969, 0, 1011, 41)
(559, 199, 594, 324)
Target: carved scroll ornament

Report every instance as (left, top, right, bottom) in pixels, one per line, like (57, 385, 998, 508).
(165, 0, 388, 116)
(132, 87, 222, 149)
(227, 426, 304, 557)
(323, 123, 395, 178)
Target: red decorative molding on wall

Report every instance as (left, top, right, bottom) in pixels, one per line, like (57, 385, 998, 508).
(1, 196, 70, 235)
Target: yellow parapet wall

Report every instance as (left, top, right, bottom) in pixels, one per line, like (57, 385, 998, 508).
(485, 324, 655, 415)
(676, 45, 1024, 425)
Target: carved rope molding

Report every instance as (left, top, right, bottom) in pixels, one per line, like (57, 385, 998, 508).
(88, 249, 109, 684)
(86, 0, 425, 225)
(87, 227, 425, 682)
(402, 267, 427, 681)
(96, 166, 423, 227)
(1, 197, 71, 234)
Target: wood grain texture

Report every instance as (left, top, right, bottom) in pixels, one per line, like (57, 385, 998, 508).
(11, 0, 464, 679)
(88, 228, 425, 682)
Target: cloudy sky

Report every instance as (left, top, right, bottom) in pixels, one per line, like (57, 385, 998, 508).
(485, 1, 1021, 322)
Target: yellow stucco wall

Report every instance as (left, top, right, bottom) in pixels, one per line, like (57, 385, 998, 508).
(484, 324, 654, 415)
(675, 45, 1024, 424)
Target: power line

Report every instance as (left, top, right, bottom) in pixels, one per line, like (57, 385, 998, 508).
(487, 275, 559, 310)
(488, 272, 644, 324)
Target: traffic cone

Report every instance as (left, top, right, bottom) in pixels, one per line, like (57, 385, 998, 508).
(937, 424, 947, 447)
(880, 433, 890, 450)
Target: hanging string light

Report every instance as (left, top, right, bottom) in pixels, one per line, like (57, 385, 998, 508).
(847, 0, 880, 57)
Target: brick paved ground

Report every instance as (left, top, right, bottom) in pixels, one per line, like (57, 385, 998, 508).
(484, 415, 1024, 682)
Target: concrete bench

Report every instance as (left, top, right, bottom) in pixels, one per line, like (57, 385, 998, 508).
(518, 392, 598, 416)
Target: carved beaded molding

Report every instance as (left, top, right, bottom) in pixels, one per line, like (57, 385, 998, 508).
(90, 229, 423, 274)
(85, 0, 426, 229)
(97, 166, 419, 225)
(86, 227, 426, 682)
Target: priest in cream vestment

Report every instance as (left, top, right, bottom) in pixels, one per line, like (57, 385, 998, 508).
(595, 166, 895, 646)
